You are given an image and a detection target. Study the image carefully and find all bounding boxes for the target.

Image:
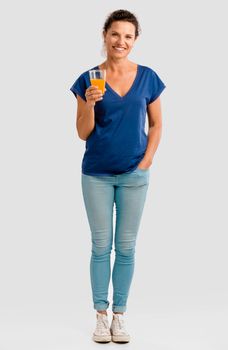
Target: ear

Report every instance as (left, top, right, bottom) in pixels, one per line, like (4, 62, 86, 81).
(103, 31, 106, 42)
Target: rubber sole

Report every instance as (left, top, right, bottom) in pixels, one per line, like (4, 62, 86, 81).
(92, 334, 112, 343)
(111, 334, 130, 343)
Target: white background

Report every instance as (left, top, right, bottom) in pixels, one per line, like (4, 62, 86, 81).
(0, 0, 227, 349)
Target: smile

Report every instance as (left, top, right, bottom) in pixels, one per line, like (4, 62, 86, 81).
(113, 46, 126, 51)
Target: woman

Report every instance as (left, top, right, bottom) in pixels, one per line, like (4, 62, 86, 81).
(70, 9, 166, 343)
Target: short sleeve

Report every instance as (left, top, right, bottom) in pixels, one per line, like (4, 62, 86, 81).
(70, 73, 87, 101)
(148, 70, 166, 104)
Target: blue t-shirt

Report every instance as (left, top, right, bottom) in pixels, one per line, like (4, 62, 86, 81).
(70, 64, 166, 176)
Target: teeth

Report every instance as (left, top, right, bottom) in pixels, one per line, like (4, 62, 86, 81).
(114, 47, 125, 51)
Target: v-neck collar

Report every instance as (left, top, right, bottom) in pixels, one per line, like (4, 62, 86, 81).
(94, 64, 141, 99)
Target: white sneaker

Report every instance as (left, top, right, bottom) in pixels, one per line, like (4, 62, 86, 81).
(92, 312, 111, 343)
(110, 313, 130, 343)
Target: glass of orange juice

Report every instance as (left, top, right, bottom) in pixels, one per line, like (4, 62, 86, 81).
(89, 69, 106, 94)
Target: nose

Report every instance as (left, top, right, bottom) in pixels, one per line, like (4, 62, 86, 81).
(116, 36, 125, 46)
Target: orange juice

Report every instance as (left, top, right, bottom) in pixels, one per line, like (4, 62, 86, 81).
(90, 78, 105, 94)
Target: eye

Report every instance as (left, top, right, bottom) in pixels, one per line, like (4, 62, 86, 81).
(112, 33, 118, 36)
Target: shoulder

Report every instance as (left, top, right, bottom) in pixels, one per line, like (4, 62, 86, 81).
(139, 65, 166, 88)
(70, 66, 95, 99)
(138, 64, 158, 76)
(138, 65, 166, 103)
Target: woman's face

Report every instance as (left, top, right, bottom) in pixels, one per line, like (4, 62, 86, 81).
(103, 21, 137, 59)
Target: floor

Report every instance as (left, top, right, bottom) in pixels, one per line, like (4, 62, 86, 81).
(0, 303, 226, 350)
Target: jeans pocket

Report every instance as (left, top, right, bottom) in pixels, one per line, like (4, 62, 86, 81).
(136, 166, 150, 172)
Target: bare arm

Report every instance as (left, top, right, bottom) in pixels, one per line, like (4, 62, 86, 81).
(138, 96, 163, 169)
(76, 86, 104, 140)
(76, 95, 95, 140)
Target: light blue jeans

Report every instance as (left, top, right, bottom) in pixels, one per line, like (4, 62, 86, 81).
(81, 167, 150, 312)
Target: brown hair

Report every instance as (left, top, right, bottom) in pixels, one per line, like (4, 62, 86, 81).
(103, 9, 141, 38)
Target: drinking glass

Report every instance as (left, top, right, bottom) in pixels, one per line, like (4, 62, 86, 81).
(89, 69, 106, 94)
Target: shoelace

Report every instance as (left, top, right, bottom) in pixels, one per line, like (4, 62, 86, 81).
(96, 316, 109, 332)
(115, 316, 127, 333)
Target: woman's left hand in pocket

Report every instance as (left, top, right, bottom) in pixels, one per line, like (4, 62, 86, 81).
(137, 158, 153, 170)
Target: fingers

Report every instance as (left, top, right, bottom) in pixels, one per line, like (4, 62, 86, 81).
(85, 86, 105, 104)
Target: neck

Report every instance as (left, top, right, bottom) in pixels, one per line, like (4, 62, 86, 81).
(102, 57, 131, 73)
